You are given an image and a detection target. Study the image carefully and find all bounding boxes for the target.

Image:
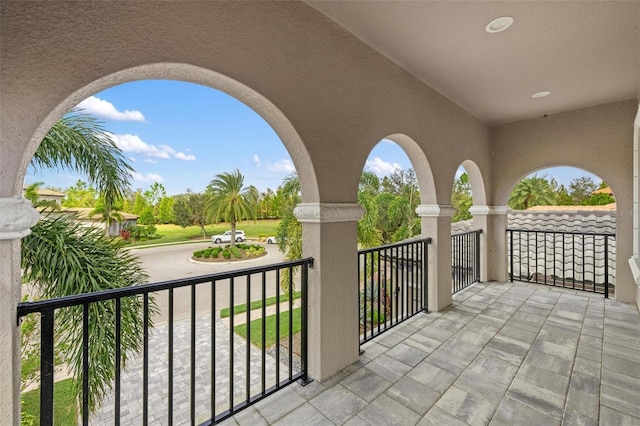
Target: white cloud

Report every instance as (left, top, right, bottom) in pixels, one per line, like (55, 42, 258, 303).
(77, 96, 146, 122)
(129, 157, 136, 162)
(251, 155, 294, 174)
(366, 157, 401, 175)
(175, 152, 196, 161)
(267, 159, 295, 174)
(143, 159, 158, 164)
(130, 171, 163, 183)
(110, 134, 196, 161)
(112, 134, 170, 158)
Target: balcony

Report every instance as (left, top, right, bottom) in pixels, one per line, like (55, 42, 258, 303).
(19, 246, 639, 424)
(220, 281, 640, 425)
(2, 2, 639, 424)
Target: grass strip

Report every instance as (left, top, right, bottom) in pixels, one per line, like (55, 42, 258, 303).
(220, 291, 301, 318)
(21, 378, 77, 425)
(127, 220, 280, 247)
(234, 308, 301, 348)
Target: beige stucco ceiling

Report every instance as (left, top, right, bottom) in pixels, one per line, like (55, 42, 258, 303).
(307, 1, 640, 125)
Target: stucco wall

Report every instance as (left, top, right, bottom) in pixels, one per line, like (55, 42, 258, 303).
(0, 1, 490, 204)
(490, 100, 637, 302)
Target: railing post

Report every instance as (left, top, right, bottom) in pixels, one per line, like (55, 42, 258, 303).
(476, 230, 481, 282)
(40, 308, 55, 425)
(422, 239, 430, 313)
(509, 230, 514, 282)
(299, 259, 312, 385)
(604, 235, 610, 298)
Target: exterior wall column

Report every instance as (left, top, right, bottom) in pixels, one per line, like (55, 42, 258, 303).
(0, 198, 40, 425)
(294, 203, 364, 381)
(629, 103, 640, 309)
(416, 204, 455, 311)
(470, 206, 510, 283)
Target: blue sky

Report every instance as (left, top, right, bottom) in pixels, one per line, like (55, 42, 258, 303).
(26, 80, 600, 196)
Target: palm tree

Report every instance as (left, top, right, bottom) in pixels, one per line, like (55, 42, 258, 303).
(358, 171, 383, 248)
(509, 176, 556, 210)
(32, 108, 132, 208)
(89, 199, 124, 235)
(275, 173, 303, 293)
(205, 168, 254, 248)
(22, 213, 150, 413)
(22, 109, 149, 413)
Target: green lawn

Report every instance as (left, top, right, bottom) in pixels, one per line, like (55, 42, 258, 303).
(234, 308, 301, 348)
(21, 378, 77, 425)
(220, 291, 301, 318)
(127, 219, 281, 247)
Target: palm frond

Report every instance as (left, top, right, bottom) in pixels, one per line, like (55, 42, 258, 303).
(31, 109, 133, 206)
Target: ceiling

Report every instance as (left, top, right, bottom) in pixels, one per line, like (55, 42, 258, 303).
(306, 1, 640, 125)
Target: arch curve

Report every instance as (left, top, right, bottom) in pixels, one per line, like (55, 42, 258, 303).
(501, 165, 619, 209)
(17, 62, 319, 201)
(384, 133, 437, 204)
(459, 159, 487, 206)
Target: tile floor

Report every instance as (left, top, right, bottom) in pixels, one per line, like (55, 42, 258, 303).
(220, 281, 640, 425)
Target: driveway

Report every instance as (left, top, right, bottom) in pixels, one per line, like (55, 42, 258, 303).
(130, 241, 287, 324)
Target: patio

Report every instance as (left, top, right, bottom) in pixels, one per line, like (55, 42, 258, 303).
(220, 281, 640, 426)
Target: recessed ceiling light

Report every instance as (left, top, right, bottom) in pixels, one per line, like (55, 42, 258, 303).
(485, 16, 514, 33)
(532, 91, 551, 99)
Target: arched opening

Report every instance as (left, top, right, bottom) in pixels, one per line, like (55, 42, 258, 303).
(357, 135, 435, 343)
(358, 138, 421, 246)
(506, 166, 617, 298)
(450, 160, 487, 293)
(17, 66, 319, 423)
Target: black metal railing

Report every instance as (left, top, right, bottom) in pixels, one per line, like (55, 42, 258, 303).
(451, 230, 482, 294)
(17, 258, 313, 425)
(358, 238, 431, 345)
(507, 229, 615, 297)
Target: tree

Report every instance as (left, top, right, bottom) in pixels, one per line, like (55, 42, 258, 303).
(144, 182, 166, 220)
(275, 173, 303, 293)
(246, 185, 261, 223)
(205, 169, 254, 248)
(131, 190, 148, 216)
(33, 109, 132, 209)
(554, 184, 574, 206)
(569, 177, 598, 205)
(24, 109, 148, 413)
(173, 191, 209, 238)
(62, 179, 99, 208)
(138, 206, 157, 225)
(451, 172, 472, 222)
(157, 196, 175, 224)
(583, 192, 615, 206)
(357, 170, 383, 248)
(22, 213, 150, 413)
(508, 176, 556, 210)
(379, 169, 420, 241)
(89, 198, 124, 234)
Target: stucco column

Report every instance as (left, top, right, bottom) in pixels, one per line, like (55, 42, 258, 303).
(629, 103, 640, 309)
(470, 206, 511, 283)
(416, 204, 455, 311)
(469, 206, 489, 283)
(0, 198, 40, 425)
(294, 203, 364, 381)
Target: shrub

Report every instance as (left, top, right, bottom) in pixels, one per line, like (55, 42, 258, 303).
(222, 249, 231, 259)
(230, 247, 242, 258)
(212, 247, 221, 258)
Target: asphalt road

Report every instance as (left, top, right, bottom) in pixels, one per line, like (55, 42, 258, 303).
(130, 241, 288, 324)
